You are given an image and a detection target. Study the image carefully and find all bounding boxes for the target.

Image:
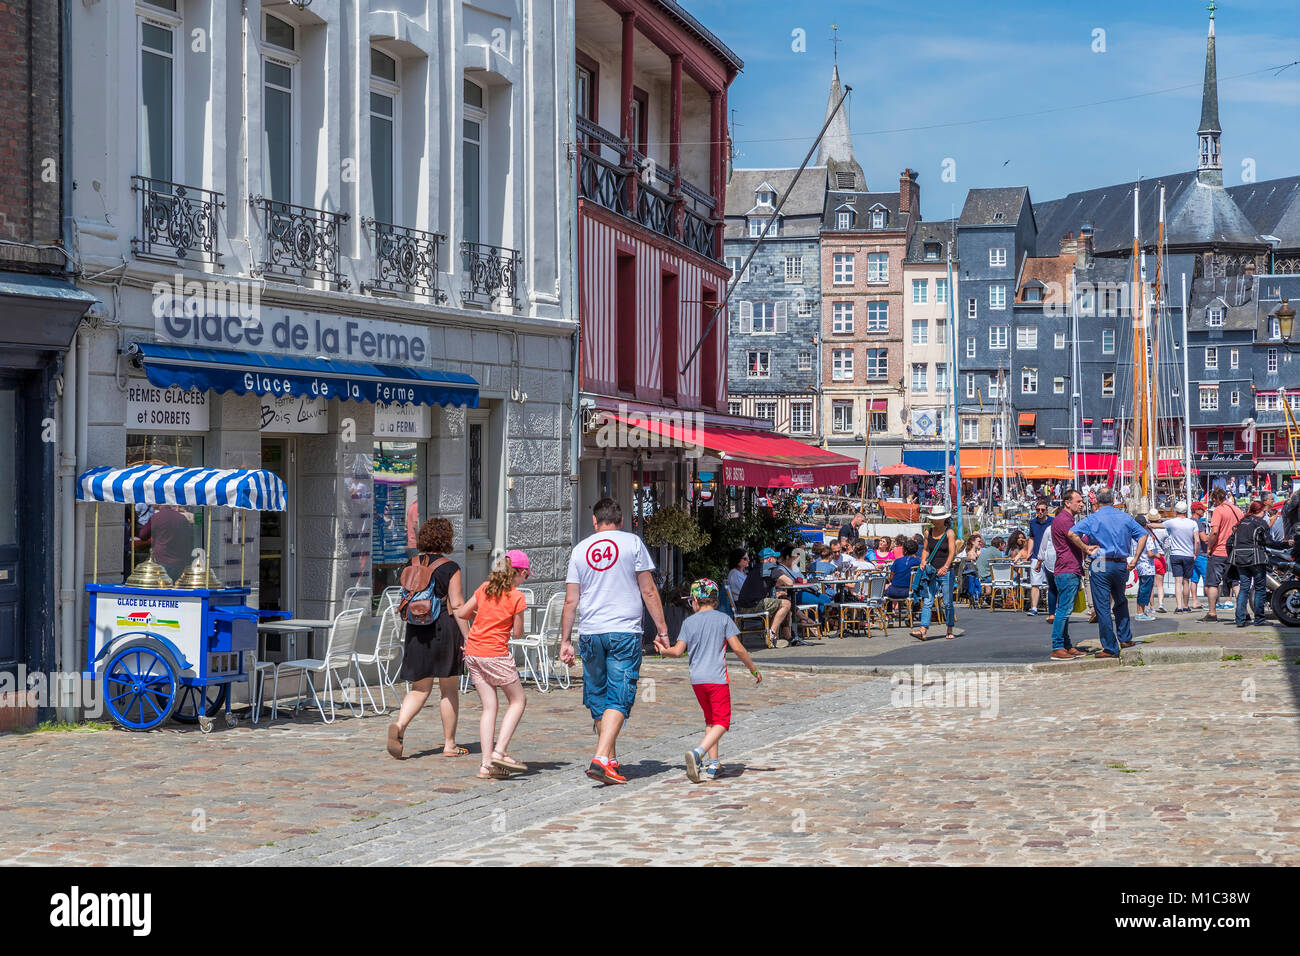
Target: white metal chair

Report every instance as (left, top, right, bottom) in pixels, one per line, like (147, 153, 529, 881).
(353, 605, 405, 714)
(343, 586, 371, 614)
(271, 608, 365, 723)
(989, 560, 1019, 610)
(536, 592, 573, 691)
(509, 592, 563, 691)
(379, 586, 403, 614)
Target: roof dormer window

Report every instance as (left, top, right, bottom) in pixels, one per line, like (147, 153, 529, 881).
(1207, 307, 1224, 328)
(871, 209, 886, 229)
(924, 242, 941, 261)
(758, 190, 775, 206)
(836, 210, 851, 230)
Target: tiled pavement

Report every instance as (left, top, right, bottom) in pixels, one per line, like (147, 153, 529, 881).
(2, 659, 1299, 865)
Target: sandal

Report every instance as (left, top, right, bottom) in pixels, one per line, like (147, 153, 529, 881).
(491, 751, 528, 773)
(441, 746, 469, 757)
(386, 722, 404, 760)
(477, 763, 509, 779)
(911, 630, 927, 641)
(766, 629, 778, 649)
(945, 631, 956, 640)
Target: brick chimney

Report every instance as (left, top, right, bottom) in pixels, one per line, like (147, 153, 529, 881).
(1077, 223, 1094, 270)
(899, 169, 920, 221)
(1059, 231, 1077, 257)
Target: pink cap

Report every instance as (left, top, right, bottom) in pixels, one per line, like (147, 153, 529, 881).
(505, 549, 530, 571)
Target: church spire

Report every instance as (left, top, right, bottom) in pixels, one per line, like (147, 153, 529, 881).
(817, 64, 854, 168)
(1197, 1, 1222, 185)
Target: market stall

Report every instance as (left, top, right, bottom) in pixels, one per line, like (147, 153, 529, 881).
(77, 463, 287, 732)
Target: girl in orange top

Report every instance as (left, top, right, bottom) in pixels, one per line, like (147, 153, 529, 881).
(455, 550, 530, 778)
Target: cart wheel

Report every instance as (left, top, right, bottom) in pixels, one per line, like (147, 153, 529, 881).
(103, 639, 181, 732)
(174, 684, 229, 724)
(198, 715, 214, 734)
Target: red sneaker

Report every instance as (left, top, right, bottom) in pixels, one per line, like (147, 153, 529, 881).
(586, 759, 627, 785)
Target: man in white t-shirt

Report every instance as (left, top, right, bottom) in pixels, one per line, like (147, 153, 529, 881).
(1160, 501, 1201, 613)
(560, 497, 668, 786)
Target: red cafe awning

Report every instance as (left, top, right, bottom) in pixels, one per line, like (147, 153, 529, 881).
(1075, 452, 1116, 473)
(606, 413, 861, 489)
(1119, 459, 1195, 478)
(1018, 413, 1036, 427)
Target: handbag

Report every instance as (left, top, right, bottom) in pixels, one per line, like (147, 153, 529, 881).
(910, 531, 946, 601)
(1072, 587, 1088, 615)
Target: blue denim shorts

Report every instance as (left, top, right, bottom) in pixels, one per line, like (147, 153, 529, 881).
(579, 631, 643, 720)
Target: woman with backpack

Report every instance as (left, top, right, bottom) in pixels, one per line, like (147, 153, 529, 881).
(387, 518, 470, 760)
(455, 551, 531, 779)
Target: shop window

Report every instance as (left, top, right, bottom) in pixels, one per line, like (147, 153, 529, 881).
(125, 433, 204, 581)
(372, 440, 423, 595)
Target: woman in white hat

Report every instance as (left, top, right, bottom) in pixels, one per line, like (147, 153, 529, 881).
(912, 505, 957, 641)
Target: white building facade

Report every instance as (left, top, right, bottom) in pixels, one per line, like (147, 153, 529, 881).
(64, 0, 576, 655)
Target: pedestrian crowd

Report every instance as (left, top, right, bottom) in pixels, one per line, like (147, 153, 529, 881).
(378, 484, 1295, 787)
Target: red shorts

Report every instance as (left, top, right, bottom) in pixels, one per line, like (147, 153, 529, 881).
(1154, 555, 1167, 575)
(692, 683, 732, 729)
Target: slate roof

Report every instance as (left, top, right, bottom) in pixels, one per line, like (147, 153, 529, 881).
(1032, 172, 1267, 257)
(821, 191, 903, 232)
(724, 166, 828, 239)
(959, 187, 1029, 226)
(1228, 176, 1300, 250)
(904, 219, 959, 263)
(1187, 273, 1258, 332)
(1255, 274, 1300, 338)
(1167, 178, 1262, 248)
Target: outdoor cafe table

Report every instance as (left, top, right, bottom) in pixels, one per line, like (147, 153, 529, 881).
(784, 577, 864, 642)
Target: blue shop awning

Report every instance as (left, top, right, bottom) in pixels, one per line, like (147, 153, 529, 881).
(130, 342, 478, 408)
(903, 449, 950, 474)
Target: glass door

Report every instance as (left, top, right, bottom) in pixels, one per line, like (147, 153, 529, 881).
(0, 387, 19, 676)
(258, 438, 295, 612)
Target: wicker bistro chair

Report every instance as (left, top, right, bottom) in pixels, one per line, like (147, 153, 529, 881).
(726, 581, 772, 645)
(988, 560, 1020, 611)
(840, 573, 889, 638)
(887, 568, 918, 629)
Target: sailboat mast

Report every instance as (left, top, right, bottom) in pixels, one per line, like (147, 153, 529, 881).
(1149, 184, 1166, 508)
(1131, 184, 1149, 511)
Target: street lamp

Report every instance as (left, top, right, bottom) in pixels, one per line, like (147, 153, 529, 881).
(1276, 299, 1296, 343)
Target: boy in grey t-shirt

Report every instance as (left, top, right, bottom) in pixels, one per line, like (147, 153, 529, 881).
(656, 578, 762, 782)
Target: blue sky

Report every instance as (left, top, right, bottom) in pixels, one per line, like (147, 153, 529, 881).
(688, 0, 1300, 220)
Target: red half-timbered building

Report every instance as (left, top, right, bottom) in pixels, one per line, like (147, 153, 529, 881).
(574, 0, 746, 516)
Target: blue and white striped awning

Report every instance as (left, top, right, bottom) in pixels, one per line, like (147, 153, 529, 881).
(77, 464, 287, 511)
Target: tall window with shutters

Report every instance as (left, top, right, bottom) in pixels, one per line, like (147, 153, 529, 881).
(739, 301, 786, 335)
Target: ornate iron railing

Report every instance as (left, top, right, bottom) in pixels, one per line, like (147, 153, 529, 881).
(573, 115, 721, 261)
(578, 148, 631, 217)
(682, 207, 715, 259)
(461, 241, 519, 308)
(131, 176, 225, 265)
(636, 179, 674, 238)
(360, 218, 447, 301)
(250, 196, 350, 288)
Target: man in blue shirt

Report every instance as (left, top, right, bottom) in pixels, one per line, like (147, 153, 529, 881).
(1026, 498, 1053, 616)
(1068, 489, 1149, 657)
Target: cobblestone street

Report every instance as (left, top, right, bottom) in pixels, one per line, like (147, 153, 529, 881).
(2, 658, 1298, 866)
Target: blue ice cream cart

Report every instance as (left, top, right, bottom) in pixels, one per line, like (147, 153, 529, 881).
(78, 463, 287, 732)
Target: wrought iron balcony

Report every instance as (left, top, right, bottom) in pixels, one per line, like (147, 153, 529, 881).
(250, 196, 350, 288)
(360, 218, 447, 302)
(131, 176, 225, 265)
(574, 115, 720, 261)
(461, 241, 519, 309)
